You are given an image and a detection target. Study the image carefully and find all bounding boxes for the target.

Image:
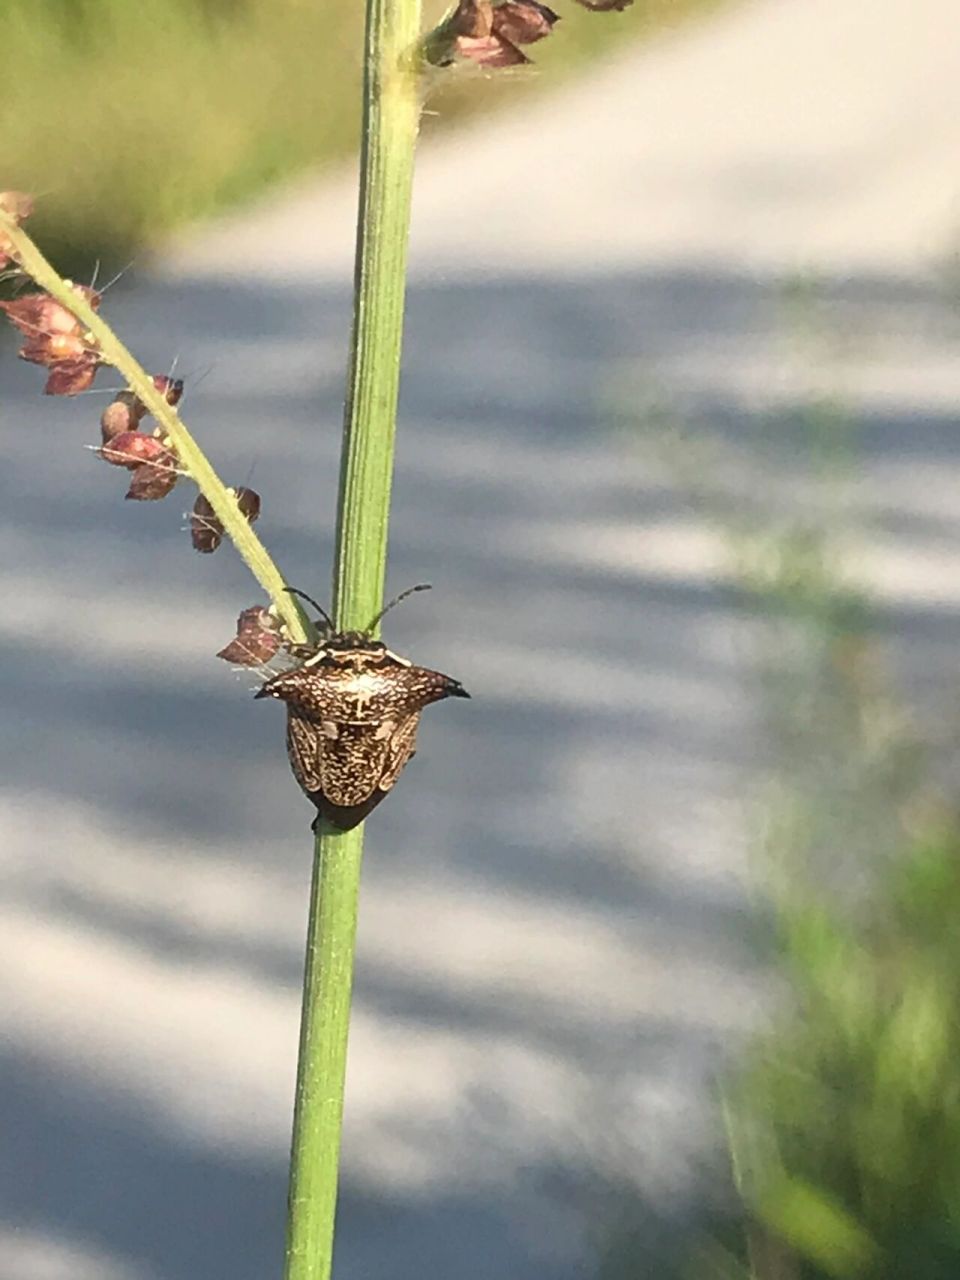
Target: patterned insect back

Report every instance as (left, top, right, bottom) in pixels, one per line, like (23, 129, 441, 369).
(256, 630, 468, 830)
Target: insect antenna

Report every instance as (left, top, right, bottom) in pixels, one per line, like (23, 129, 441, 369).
(284, 586, 335, 632)
(365, 583, 432, 632)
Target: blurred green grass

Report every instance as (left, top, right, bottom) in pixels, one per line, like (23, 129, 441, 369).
(605, 292, 960, 1279)
(0, 0, 723, 271)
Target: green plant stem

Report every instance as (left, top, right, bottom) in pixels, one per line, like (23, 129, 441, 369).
(332, 5, 422, 634)
(283, 1, 422, 1279)
(0, 211, 310, 645)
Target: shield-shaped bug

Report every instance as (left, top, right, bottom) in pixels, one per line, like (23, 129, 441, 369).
(256, 585, 469, 830)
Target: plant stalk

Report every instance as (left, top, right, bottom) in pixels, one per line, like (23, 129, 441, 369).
(283, 0, 423, 1277)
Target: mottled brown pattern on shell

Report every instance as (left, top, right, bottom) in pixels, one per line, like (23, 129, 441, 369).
(286, 712, 392, 808)
(285, 710, 325, 794)
(320, 721, 394, 807)
(261, 647, 457, 724)
(379, 712, 421, 793)
(257, 638, 466, 831)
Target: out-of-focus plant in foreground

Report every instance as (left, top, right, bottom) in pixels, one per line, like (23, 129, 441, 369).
(602, 301, 960, 1277)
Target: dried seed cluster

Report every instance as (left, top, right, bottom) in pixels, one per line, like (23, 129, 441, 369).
(0, 192, 262, 531)
(98, 375, 185, 501)
(430, 0, 630, 69)
(0, 282, 103, 395)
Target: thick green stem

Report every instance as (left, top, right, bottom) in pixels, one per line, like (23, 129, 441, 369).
(283, 1, 422, 1279)
(0, 212, 310, 646)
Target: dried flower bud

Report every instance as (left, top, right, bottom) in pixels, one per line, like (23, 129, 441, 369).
(0, 285, 100, 339)
(152, 374, 184, 406)
(235, 486, 261, 524)
(217, 605, 284, 666)
(0, 192, 33, 269)
(454, 32, 529, 65)
(99, 430, 170, 470)
(125, 453, 179, 501)
(101, 394, 146, 443)
(0, 285, 102, 395)
(491, 0, 558, 44)
(190, 494, 223, 553)
(427, 0, 532, 65)
(450, 0, 494, 36)
(43, 357, 99, 396)
(190, 486, 261, 554)
(431, 0, 555, 64)
(125, 374, 186, 422)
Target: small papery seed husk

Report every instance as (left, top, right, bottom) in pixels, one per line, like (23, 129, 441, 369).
(101, 399, 142, 443)
(190, 493, 224, 553)
(491, 0, 559, 44)
(43, 356, 100, 396)
(125, 455, 180, 501)
(451, 0, 494, 36)
(235, 487, 261, 524)
(217, 605, 284, 666)
(99, 431, 170, 470)
(454, 32, 529, 65)
(152, 374, 184, 407)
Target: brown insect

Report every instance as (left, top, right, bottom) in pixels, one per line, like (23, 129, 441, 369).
(256, 585, 469, 831)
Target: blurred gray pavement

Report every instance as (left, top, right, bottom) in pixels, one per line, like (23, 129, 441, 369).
(4, 0, 960, 1276)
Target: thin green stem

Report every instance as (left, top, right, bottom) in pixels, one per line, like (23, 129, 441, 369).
(284, 825, 364, 1280)
(0, 211, 310, 646)
(331, 1, 422, 634)
(282, 1, 422, 1278)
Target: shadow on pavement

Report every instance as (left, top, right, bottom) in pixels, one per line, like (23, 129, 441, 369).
(1, 261, 958, 1278)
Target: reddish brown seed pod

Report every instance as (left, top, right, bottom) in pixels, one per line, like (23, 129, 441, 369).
(0, 285, 102, 395)
(42, 356, 100, 396)
(428, 0, 526, 66)
(433, 0, 557, 66)
(217, 605, 284, 667)
(101, 395, 145, 443)
(235, 487, 261, 524)
(449, 0, 494, 36)
(454, 33, 529, 64)
(99, 431, 171, 470)
(0, 286, 100, 340)
(102, 377, 182, 440)
(126, 374, 186, 421)
(152, 374, 184, 407)
(190, 494, 222, 553)
(491, 0, 559, 44)
(125, 453, 179, 501)
(190, 486, 261, 554)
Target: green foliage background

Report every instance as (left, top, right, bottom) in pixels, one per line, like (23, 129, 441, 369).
(712, 497, 960, 1277)
(710, 390, 960, 1279)
(612, 309, 960, 1278)
(0, 0, 722, 270)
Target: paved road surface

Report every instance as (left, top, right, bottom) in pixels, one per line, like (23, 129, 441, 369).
(3, 0, 960, 1276)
